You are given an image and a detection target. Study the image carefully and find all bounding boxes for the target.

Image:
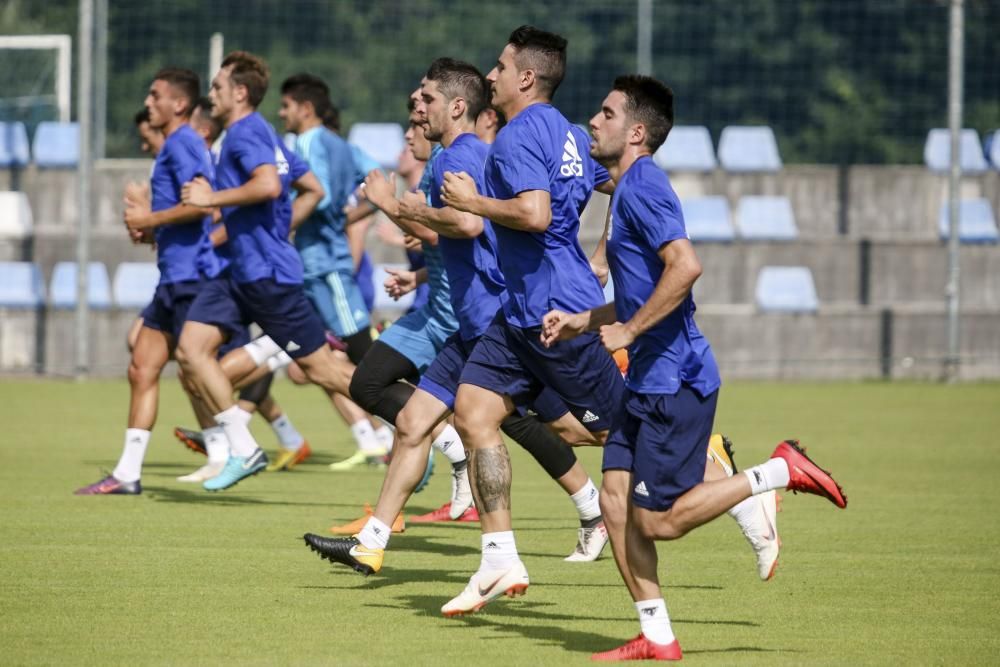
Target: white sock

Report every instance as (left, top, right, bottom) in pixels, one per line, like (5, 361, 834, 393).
(374, 424, 395, 452)
(243, 335, 282, 366)
(726, 495, 759, 526)
(215, 405, 259, 457)
(744, 458, 790, 495)
(112, 428, 150, 482)
(357, 516, 391, 550)
(235, 407, 252, 427)
(350, 419, 382, 453)
(636, 598, 675, 645)
(432, 424, 466, 465)
(203, 426, 230, 465)
(480, 531, 520, 571)
(569, 479, 602, 522)
(270, 414, 304, 450)
(266, 351, 293, 371)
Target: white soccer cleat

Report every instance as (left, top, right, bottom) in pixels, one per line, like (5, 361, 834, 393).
(177, 462, 225, 483)
(449, 467, 474, 520)
(564, 521, 609, 562)
(743, 491, 781, 581)
(441, 562, 530, 617)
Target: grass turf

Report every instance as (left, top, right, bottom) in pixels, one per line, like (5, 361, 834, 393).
(1, 378, 998, 665)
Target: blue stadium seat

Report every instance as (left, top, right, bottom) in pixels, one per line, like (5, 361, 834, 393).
(32, 121, 80, 168)
(371, 263, 415, 312)
(0, 261, 45, 307)
(923, 128, 988, 174)
(113, 262, 161, 308)
(938, 198, 999, 243)
(755, 266, 819, 313)
(347, 123, 405, 170)
(0, 191, 33, 239)
(986, 130, 1000, 169)
(653, 125, 716, 172)
(681, 197, 734, 242)
(736, 196, 798, 240)
(717, 126, 782, 172)
(0, 121, 31, 167)
(50, 262, 112, 309)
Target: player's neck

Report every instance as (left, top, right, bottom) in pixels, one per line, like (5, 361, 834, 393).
(298, 116, 322, 133)
(439, 121, 475, 148)
(161, 116, 187, 138)
(608, 147, 651, 183)
(224, 105, 255, 128)
(503, 94, 549, 122)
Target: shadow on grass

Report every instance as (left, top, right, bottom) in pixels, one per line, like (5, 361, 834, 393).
(145, 485, 333, 507)
(685, 646, 798, 655)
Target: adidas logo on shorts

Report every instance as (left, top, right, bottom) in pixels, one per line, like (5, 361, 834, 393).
(581, 410, 599, 424)
(286, 341, 301, 352)
(634, 481, 650, 497)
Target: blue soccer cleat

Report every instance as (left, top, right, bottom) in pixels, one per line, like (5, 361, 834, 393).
(202, 448, 268, 491)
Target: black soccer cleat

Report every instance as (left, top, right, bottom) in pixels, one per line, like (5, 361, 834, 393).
(302, 534, 383, 576)
(174, 426, 207, 456)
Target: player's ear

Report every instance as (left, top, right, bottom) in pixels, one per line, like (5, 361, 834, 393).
(520, 68, 534, 92)
(453, 97, 466, 121)
(630, 123, 645, 147)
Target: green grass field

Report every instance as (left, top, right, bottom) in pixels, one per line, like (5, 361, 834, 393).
(2, 379, 998, 665)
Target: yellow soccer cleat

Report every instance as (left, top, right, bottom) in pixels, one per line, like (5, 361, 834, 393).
(706, 433, 737, 477)
(328, 448, 387, 471)
(303, 534, 384, 576)
(266, 442, 313, 472)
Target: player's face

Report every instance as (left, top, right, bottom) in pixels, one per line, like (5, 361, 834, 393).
(589, 90, 630, 164)
(279, 95, 303, 133)
(209, 67, 234, 121)
(410, 82, 428, 127)
(136, 121, 163, 156)
(486, 45, 519, 110)
(144, 79, 177, 130)
(420, 79, 449, 142)
(405, 113, 432, 161)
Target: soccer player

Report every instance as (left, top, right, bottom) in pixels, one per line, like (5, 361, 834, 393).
(175, 50, 355, 491)
(75, 68, 222, 495)
(542, 75, 848, 660)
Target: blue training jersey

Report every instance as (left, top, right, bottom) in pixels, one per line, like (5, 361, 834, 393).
(430, 133, 505, 340)
(484, 103, 610, 328)
(418, 144, 458, 328)
(150, 124, 222, 283)
(292, 126, 357, 278)
(215, 112, 304, 285)
(607, 155, 720, 397)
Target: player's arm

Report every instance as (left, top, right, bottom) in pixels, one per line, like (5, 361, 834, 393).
(122, 177, 211, 231)
(540, 302, 617, 347)
(289, 170, 325, 231)
(209, 222, 227, 247)
(182, 164, 281, 208)
(362, 169, 438, 244)
(384, 266, 428, 300)
(441, 171, 551, 232)
(397, 186, 483, 239)
(589, 205, 613, 286)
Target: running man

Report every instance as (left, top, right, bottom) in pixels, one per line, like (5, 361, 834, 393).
(543, 75, 847, 660)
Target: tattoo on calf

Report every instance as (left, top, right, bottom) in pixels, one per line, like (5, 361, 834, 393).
(470, 444, 512, 514)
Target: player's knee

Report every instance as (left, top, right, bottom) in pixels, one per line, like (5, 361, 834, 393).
(348, 367, 379, 414)
(599, 485, 628, 526)
(634, 509, 683, 541)
(287, 361, 309, 385)
(127, 358, 159, 388)
(395, 409, 425, 450)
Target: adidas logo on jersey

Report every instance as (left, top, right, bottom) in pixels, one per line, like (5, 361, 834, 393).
(634, 481, 650, 497)
(581, 410, 600, 424)
(560, 131, 583, 177)
(274, 146, 290, 176)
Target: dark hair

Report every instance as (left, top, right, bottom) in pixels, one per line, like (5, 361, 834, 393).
(134, 107, 150, 125)
(613, 74, 674, 151)
(407, 96, 417, 113)
(507, 25, 567, 98)
(191, 96, 223, 140)
(152, 67, 200, 116)
(221, 50, 269, 108)
(492, 108, 507, 131)
(424, 58, 488, 121)
(281, 73, 341, 132)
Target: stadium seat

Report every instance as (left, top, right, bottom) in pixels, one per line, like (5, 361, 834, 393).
(755, 266, 819, 313)
(736, 196, 798, 240)
(347, 123, 405, 170)
(49, 261, 112, 309)
(938, 198, 999, 243)
(0, 261, 45, 307)
(32, 121, 80, 168)
(653, 125, 717, 172)
(986, 130, 1000, 169)
(0, 191, 33, 239)
(681, 197, 734, 242)
(923, 128, 988, 174)
(0, 121, 31, 167)
(371, 263, 415, 312)
(112, 262, 160, 308)
(717, 126, 782, 172)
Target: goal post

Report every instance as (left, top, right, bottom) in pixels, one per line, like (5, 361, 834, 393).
(0, 34, 72, 123)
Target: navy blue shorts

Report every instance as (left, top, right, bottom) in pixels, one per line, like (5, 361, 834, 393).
(418, 333, 478, 410)
(603, 385, 718, 511)
(459, 318, 624, 433)
(140, 280, 201, 340)
(186, 276, 326, 359)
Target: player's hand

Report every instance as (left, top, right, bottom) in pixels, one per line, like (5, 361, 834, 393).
(363, 169, 395, 209)
(124, 181, 150, 206)
(397, 189, 425, 221)
(403, 234, 423, 251)
(598, 322, 635, 354)
(123, 195, 154, 231)
(181, 176, 214, 207)
(540, 309, 589, 347)
(440, 171, 477, 212)
(384, 267, 417, 299)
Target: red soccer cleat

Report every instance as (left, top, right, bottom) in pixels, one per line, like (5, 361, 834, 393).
(770, 440, 847, 509)
(591, 634, 682, 661)
(410, 502, 480, 523)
